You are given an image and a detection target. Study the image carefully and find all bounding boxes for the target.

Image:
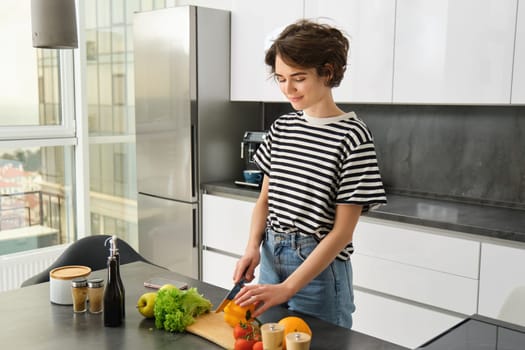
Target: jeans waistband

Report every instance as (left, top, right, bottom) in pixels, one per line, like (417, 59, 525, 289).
(265, 227, 314, 246)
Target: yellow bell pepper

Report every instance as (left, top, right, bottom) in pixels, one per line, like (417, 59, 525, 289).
(223, 300, 256, 327)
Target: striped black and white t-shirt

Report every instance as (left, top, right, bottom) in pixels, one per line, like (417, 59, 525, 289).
(254, 111, 387, 260)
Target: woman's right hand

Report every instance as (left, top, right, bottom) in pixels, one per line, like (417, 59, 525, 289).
(233, 247, 260, 284)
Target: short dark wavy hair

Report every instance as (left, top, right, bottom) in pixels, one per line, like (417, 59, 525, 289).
(265, 19, 350, 88)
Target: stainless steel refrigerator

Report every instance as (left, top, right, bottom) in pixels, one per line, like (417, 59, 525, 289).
(133, 6, 260, 279)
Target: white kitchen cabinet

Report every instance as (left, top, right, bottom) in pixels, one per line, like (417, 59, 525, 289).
(353, 254, 478, 315)
(304, 0, 395, 103)
(202, 194, 255, 256)
(201, 194, 256, 287)
(202, 249, 239, 290)
(353, 289, 464, 349)
(354, 217, 479, 278)
(202, 250, 261, 290)
(393, 0, 517, 104)
(353, 217, 480, 314)
(351, 216, 479, 348)
(512, 1, 525, 104)
(478, 242, 525, 327)
(230, 0, 303, 101)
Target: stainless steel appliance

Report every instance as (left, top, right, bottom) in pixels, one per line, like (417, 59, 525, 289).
(234, 131, 267, 188)
(133, 6, 260, 278)
(240, 131, 267, 170)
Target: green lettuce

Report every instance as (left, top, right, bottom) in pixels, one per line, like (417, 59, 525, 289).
(153, 287, 212, 332)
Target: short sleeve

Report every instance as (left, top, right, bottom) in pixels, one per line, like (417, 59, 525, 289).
(336, 140, 387, 212)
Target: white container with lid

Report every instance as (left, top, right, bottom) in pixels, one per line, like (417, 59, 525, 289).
(49, 265, 91, 305)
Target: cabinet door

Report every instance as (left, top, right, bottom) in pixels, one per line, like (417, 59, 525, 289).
(353, 217, 479, 314)
(512, 1, 525, 104)
(202, 194, 255, 256)
(393, 0, 516, 104)
(202, 194, 259, 289)
(353, 289, 463, 349)
(304, 0, 395, 103)
(230, 0, 303, 101)
(202, 250, 238, 290)
(478, 242, 525, 327)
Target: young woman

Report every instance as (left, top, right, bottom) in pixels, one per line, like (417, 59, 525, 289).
(232, 19, 387, 329)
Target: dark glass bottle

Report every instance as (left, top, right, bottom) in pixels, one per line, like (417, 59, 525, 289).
(115, 250, 125, 318)
(103, 236, 124, 327)
(104, 255, 123, 327)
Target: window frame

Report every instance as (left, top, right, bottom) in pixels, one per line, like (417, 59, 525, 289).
(0, 46, 83, 243)
(0, 50, 77, 142)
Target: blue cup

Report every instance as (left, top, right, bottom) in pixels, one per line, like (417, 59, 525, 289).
(243, 170, 262, 184)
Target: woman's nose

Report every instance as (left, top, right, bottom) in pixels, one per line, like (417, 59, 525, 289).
(283, 80, 296, 94)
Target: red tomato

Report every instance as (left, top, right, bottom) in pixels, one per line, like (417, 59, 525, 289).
(233, 323, 254, 340)
(234, 338, 256, 350)
(252, 341, 263, 350)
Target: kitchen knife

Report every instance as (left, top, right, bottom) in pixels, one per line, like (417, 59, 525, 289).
(214, 277, 246, 313)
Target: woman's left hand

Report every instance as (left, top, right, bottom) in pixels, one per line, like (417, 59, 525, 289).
(233, 283, 292, 318)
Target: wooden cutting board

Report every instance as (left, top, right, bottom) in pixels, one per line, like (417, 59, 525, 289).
(186, 312, 235, 349)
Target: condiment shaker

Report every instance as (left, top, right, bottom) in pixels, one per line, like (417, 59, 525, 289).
(71, 278, 88, 313)
(87, 278, 104, 313)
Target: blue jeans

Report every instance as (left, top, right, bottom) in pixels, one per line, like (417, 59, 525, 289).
(259, 228, 355, 329)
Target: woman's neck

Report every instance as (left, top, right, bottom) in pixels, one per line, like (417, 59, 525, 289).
(303, 102, 345, 118)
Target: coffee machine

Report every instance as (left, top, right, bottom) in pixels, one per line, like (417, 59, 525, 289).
(235, 131, 268, 188)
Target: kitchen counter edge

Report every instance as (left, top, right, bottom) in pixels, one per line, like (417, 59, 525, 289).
(202, 181, 525, 245)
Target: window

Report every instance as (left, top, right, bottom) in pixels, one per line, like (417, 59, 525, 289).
(0, 1, 76, 255)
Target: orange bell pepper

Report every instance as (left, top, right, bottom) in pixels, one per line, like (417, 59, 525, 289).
(223, 300, 256, 327)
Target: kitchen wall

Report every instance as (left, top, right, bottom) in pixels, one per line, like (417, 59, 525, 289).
(261, 103, 525, 209)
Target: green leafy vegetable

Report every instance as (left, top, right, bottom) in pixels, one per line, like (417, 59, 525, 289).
(153, 287, 212, 332)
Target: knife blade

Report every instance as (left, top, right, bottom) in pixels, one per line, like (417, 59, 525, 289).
(214, 277, 246, 313)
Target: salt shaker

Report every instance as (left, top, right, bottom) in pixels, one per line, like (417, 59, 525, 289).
(285, 332, 311, 350)
(261, 323, 285, 350)
(87, 278, 104, 313)
(71, 278, 88, 313)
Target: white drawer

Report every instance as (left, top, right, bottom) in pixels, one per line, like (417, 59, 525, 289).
(353, 253, 478, 314)
(202, 249, 238, 290)
(354, 217, 480, 278)
(202, 249, 261, 291)
(353, 289, 463, 349)
(202, 194, 255, 256)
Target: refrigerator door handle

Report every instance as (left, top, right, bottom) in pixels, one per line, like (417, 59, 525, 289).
(191, 123, 197, 199)
(192, 207, 198, 248)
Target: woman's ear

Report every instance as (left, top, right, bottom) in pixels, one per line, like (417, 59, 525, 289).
(323, 63, 334, 86)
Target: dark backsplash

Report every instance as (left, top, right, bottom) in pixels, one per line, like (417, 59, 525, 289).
(261, 103, 525, 209)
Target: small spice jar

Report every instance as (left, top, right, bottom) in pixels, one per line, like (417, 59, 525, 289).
(87, 278, 104, 314)
(71, 278, 88, 313)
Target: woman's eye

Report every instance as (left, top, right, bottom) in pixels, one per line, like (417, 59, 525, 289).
(274, 76, 305, 83)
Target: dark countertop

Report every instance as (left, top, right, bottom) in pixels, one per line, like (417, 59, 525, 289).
(202, 181, 525, 244)
(418, 314, 525, 349)
(0, 261, 407, 350)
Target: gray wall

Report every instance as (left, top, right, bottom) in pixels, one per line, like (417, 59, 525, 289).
(261, 103, 525, 209)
